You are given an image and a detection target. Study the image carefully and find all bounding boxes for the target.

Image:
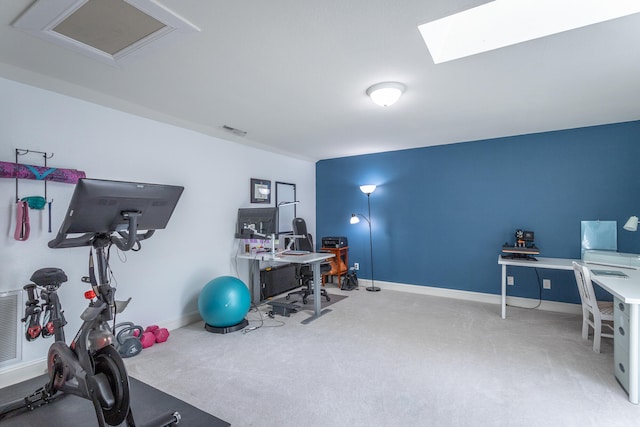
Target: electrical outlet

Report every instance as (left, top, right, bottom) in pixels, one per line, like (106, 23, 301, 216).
(354, 263, 359, 270)
(507, 276, 514, 286)
(543, 279, 551, 290)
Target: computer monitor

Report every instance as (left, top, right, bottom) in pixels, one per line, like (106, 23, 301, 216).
(49, 178, 184, 248)
(235, 207, 278, 238)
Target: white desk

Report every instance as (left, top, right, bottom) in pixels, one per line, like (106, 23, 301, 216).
(498, 256, 577, 319)
(590, 268, 640, 404)
(498, 255, 640, 404)
(237, 251, 334, 323)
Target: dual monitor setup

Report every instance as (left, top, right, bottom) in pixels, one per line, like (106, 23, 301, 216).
(235, 207, 278, 238)
(235, 207, 308, 254)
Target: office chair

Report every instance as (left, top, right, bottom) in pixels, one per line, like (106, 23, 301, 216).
(572, 261, 614, 353)
(286, 218, 331, 304)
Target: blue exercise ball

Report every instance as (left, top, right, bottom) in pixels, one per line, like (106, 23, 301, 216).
(198, 276, 251, 327)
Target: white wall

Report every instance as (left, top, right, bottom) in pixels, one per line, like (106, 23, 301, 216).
(0, 77, 316, 371)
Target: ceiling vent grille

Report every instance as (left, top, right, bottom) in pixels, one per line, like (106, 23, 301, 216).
(13, 0, 200, 66)
(222, 125, 248, 137)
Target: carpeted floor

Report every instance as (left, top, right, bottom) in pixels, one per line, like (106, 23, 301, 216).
(5, 287, 639, 426)
(121, 286, 640, 426)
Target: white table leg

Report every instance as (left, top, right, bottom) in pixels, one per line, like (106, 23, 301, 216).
(629, 304, 639, 404)
(501, 264, 507, 319)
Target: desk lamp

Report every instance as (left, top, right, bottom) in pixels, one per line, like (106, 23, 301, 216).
(350, 184, 380, 292)
(624, 216, 638, 232)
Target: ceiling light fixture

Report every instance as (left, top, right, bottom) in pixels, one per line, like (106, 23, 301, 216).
(366, 82, 405, 107)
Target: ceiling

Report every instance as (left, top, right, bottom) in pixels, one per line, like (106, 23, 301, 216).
(1, 0, 639, 162)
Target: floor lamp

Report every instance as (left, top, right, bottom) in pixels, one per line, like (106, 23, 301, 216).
(350, 184, 380, 292)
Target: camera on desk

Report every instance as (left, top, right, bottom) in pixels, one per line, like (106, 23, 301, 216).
(515, 230, 534, 248)
(501, 229, 539, 260)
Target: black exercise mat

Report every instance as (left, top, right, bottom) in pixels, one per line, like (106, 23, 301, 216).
(0, 374, 229, 427)
(269, 292, 347, 311)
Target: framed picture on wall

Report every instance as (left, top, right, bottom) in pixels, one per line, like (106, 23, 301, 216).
(250, 178, 271, 203)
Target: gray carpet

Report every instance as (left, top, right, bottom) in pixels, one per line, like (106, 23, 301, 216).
(121, 286, 640, 426)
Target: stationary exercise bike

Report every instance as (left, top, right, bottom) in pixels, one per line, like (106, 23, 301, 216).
(0, 179, 184, 427)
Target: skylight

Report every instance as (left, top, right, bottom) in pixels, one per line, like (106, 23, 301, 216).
(418, 0, 640, 64)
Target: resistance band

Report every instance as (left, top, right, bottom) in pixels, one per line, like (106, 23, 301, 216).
(14, 201, 30, 241)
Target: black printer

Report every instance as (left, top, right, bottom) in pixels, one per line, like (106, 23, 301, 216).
(321, 236, 348, 248)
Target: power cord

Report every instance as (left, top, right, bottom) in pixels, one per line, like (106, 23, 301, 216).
(242, 302, 285, 334)
(506, 268, 543, 310)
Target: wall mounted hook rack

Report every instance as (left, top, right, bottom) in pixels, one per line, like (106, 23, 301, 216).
(15, 148, 54, 203)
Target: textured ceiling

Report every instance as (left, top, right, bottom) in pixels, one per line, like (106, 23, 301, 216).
(1, 0, 639, 161)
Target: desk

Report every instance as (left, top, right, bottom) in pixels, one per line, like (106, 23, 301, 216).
(498, 255, 640, 404)
(237, 251, 334, 323)
(498, 256, 577, 320)
(321, 246, 349, 285)
(590, 268, 640, 404)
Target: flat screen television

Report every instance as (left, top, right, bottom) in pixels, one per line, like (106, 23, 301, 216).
(235, 207, 278, 238)
(49, 178, 184, 248)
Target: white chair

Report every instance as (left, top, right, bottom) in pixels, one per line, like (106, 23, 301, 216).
(572, 261, 614, 353)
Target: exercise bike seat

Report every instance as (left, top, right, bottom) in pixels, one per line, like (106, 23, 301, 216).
(30, 268, 68, 287)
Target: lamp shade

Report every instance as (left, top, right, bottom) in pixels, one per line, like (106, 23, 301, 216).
(366, 82, 405, 107)
(350, 214, 360, 224)
(359, 184, 376, 195)
(624, 216, 638, 232)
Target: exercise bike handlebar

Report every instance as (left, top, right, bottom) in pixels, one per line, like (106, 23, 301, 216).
(111, 212, 155, 251)
(48, 211, 155, 251)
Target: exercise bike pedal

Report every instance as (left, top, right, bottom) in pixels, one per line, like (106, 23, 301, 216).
(136, 410, 182, 427)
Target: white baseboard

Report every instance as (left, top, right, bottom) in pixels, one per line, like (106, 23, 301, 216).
(0, 311, 203, 389)
(361, 279, 582, 315)
(0, 358, 47, 389)
(159, 310, 202, 331)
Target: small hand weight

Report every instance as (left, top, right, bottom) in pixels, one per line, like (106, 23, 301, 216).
(153, 328, 170, 343)
(140, 331, 156, 348)
(145, 325, 159, 333)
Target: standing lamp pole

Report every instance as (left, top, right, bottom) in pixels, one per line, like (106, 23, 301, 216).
(351, 184, 380, 292)
(364, 191, 379, 291)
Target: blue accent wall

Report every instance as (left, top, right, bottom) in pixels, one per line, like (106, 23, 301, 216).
(316, 121, 640, 304)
